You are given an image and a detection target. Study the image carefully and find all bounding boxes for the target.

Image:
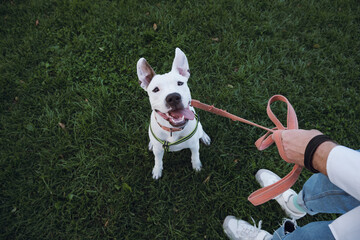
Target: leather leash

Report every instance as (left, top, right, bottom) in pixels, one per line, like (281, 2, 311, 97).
(191, 95, 303, 206)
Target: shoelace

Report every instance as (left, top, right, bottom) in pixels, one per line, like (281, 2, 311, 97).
(236, 217, 263, 239)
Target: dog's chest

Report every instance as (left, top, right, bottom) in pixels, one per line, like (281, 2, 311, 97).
(149, 119, 197, 151)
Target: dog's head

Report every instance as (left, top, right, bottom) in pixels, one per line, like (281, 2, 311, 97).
(137, 48, 195, 127)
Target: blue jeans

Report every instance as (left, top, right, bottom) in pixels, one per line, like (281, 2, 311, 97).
(272, 173, 360, 240)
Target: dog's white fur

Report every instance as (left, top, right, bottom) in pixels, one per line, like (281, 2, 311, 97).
(137, 48, 210, 179)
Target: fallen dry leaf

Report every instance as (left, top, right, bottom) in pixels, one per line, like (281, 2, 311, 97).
(58, 122, 66, 130)
(211, 37, 219, 41)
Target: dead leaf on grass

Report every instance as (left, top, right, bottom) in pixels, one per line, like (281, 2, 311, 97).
(58, 122, 66, 130)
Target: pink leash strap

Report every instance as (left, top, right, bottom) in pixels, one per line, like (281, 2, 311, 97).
(249, 95, 302, 206)
(191, 95, 303, 206)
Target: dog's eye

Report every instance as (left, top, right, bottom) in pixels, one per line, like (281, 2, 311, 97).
(177, 81, 184, 86)
(152, 87, 159, 93)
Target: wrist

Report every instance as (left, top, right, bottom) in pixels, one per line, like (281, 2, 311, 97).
(312, 141, 337, 176)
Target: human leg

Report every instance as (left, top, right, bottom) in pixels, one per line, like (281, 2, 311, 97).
(298, 173, 360, 215)
(272, 220, 334, 240)
(255, 170, 360, 218)
(270, 173, 359, 239)
(223, 171, 360, 240)
(223, 217, 335, 240)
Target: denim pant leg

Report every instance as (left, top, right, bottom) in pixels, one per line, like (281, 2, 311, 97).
(272, 173, 360, 240)
(297, 173, 360, 215)
(272, 221, 334, 240)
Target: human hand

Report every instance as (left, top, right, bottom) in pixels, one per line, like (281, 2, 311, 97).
(278, 129, 337, 175)
(280, 129, 322, 166)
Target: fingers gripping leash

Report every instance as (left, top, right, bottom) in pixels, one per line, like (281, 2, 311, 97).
(191, 95, 303, 206)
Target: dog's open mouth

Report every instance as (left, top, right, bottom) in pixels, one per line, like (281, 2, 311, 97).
(156, 107, 195, 127)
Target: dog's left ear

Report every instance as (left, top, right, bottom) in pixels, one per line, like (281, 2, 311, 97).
(171, 48, 190, 79)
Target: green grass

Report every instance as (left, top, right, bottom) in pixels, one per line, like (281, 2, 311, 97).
(1, 0, 359, 239)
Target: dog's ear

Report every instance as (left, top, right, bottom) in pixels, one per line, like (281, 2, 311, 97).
(137, 58, 156, 90)
(171, 48, 190, 78)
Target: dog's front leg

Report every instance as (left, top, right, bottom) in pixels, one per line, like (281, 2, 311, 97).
(152, 147, 164, 179)
(190, 142, 202, 171)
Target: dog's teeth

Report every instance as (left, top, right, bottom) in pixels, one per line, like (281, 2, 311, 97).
(172, 115, 185, 124)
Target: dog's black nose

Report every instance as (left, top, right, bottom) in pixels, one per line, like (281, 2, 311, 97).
(166, 93, 182, 107)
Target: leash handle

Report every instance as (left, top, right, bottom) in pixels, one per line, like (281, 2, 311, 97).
(254, 95, 298, 162)
(191, 95, 303, 206)
(249, 95, 302, 206)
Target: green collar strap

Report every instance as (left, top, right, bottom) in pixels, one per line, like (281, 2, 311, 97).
(150, 114, 199, 152)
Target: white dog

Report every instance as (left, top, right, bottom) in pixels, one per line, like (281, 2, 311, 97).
(137, 48, 211, 179)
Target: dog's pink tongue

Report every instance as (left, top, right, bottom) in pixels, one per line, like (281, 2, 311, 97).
(170, 108, 195, 120)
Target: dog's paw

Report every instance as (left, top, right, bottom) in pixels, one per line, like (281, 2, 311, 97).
(152, 167, 162, 179)
(192, 161, 202, 172)
(201, 132, 211, 146)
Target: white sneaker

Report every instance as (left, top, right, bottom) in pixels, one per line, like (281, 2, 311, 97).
(223, 216, 272, 240)
(255, 169, 306, 220)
